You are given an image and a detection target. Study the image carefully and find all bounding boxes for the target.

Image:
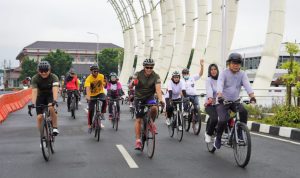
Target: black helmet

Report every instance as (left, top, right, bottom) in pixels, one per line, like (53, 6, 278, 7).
(143, 58, 155, 66)
(182, 68, 189, 74)
(109, 72, 117, 77)
(227, 53, 242, 64)
(90, 64, 99, 71)
(37, 61, 51, 71)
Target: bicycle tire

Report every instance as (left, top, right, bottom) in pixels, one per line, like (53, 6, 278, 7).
(184, 113, 191, 132)
(96, 119, 101, 142)
(112, 106, 116, 129)
(168, 113, 175, 137)
(192, 112, 202, 135)
(176, 111, 183, 142)
(115, 111, 119, 131)
(71, 97, 76, 119)
(141, 121, 147, 152)
(40, 120, 50, 161)
(130, 107, 135, 119)
(147, 123, 155, 158)
(233, 122, 251, 168)
(48, 121, 55, 154)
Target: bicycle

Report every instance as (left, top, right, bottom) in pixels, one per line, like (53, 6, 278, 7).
(68, 90, 77, 119)
(28, 103, 57, 161)
(89, 98, 105, 142)
(206, 99, 252, 168)
(168, 99, 185, 142)
(183, 94, 206, 135)
(109, 98, 121, 131)
(138, 103, 163, 158)
(129, 105, 135, 119)
(61, 88, 66, 102)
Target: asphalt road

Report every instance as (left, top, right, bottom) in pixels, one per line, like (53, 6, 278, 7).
(0, 97, 299, 178)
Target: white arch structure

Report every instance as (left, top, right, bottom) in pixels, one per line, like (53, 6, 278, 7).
(109, 0, 286, 91)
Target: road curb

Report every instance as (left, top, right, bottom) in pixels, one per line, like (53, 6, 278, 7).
(201, 116, 300, 142)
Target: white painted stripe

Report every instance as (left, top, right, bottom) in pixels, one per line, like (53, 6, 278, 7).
(251, 132, 300, 146)
(279, 127, 292, 138)
(202, 122, 300, 145)
(259, 124, 270, 133)
(247, 121, 254, 130)
(116, 144, 139, 168)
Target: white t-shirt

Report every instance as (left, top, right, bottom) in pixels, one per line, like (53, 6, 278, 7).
(165, 80, 186, 99)
(181, 74, 200, 96)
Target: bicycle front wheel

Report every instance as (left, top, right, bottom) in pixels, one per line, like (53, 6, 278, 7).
(176, 111, 183, 142)
(40, 120, 51, 161)
(94, 119, 101, 142)
(184, 113, 191, 132)
(192, 113, 202, 135)
(71, 98, 76, 119)
(48, 121, 55, 154)
(130, 107, 135, 119)
(146, 123, 156, 158)
(168, 114, 175, 137)
(233, 122, 251, 168)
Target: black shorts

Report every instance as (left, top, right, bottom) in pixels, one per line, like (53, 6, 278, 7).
(134, 96, 156, 118)
(36, 94, 53, 115)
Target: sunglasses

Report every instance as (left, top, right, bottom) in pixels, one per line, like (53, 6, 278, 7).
(173, 76, 180, 78)
(145, 67, 153, 70)
(39, 69, 49, 73)
(92, 70, 99, 73)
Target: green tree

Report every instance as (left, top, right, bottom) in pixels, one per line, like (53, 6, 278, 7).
(97, 48, 124, 77)
(281, 42, 300, 108)
(19, 57, 38, 80)
(42, 49, 73, 77)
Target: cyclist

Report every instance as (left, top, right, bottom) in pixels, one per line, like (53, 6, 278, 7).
(129, 58, 164, 150)
(107, 72, 123, 120)
(65, 69, 79, 111)
(31, 61, 59, 136)
(165, 71, 187, 128)
(181, 59, 204, 117)
(215, 53, 256, 149)
(127, 76, 135, 108)
(85, 64, 107, 133)
(204, 64, 219, 143)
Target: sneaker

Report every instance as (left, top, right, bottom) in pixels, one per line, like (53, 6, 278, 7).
(214, 137, 221, 149)
(165, 118, 171, 126)
(88, 127, 92, 134)
(129, 103, 133, 108)
(178, 125, 183, 131)
(100, 123, 105, 128)
(53, 128, 59, 136)
(135, 139, 142, 150)
(205, 133, 212, 143)
(109, 114, 113, 120)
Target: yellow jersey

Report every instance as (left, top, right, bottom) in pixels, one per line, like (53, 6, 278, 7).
(84, 74, 106, 96)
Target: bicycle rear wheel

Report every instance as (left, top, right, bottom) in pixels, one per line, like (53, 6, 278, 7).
(168, 114, 175, 137)
(146, 123, 156, 158)
(176, 111, 183, 142)
(130, 107, 135, 119)
(233, 122, 251, 168)
(192, 112, 202, 135)
(40, 120, 51, 161)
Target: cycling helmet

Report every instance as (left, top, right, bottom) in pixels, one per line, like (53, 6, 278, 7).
(109, 72, 117, 77)
(69, 68, 75, 74)
(182, 68, 189, 75)
(90, 64, 99, 71)
(37, 61, 51, 71)
(172, 71, 181, 77)
(227, 53, 242, 64)
(26, 77, 31, 81)
(143, 58, 155, 66)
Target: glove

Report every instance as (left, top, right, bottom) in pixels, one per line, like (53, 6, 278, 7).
(250, 97, 256, 104)
(218, 97, 224, 104)
(52, 100, 58, 106)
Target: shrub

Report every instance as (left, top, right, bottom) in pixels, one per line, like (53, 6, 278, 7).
(273, 106, 300, 126)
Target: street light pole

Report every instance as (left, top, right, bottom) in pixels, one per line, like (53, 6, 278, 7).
(87, 32, 99, 65)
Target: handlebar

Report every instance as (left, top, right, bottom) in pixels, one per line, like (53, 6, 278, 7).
(28, 102, 58, 116)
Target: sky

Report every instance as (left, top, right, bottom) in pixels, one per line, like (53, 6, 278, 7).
(0, 0, 299, 68)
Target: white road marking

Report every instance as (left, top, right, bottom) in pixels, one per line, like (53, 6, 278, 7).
(202, 122, 300, 146)
(116, 144, 139, 168)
